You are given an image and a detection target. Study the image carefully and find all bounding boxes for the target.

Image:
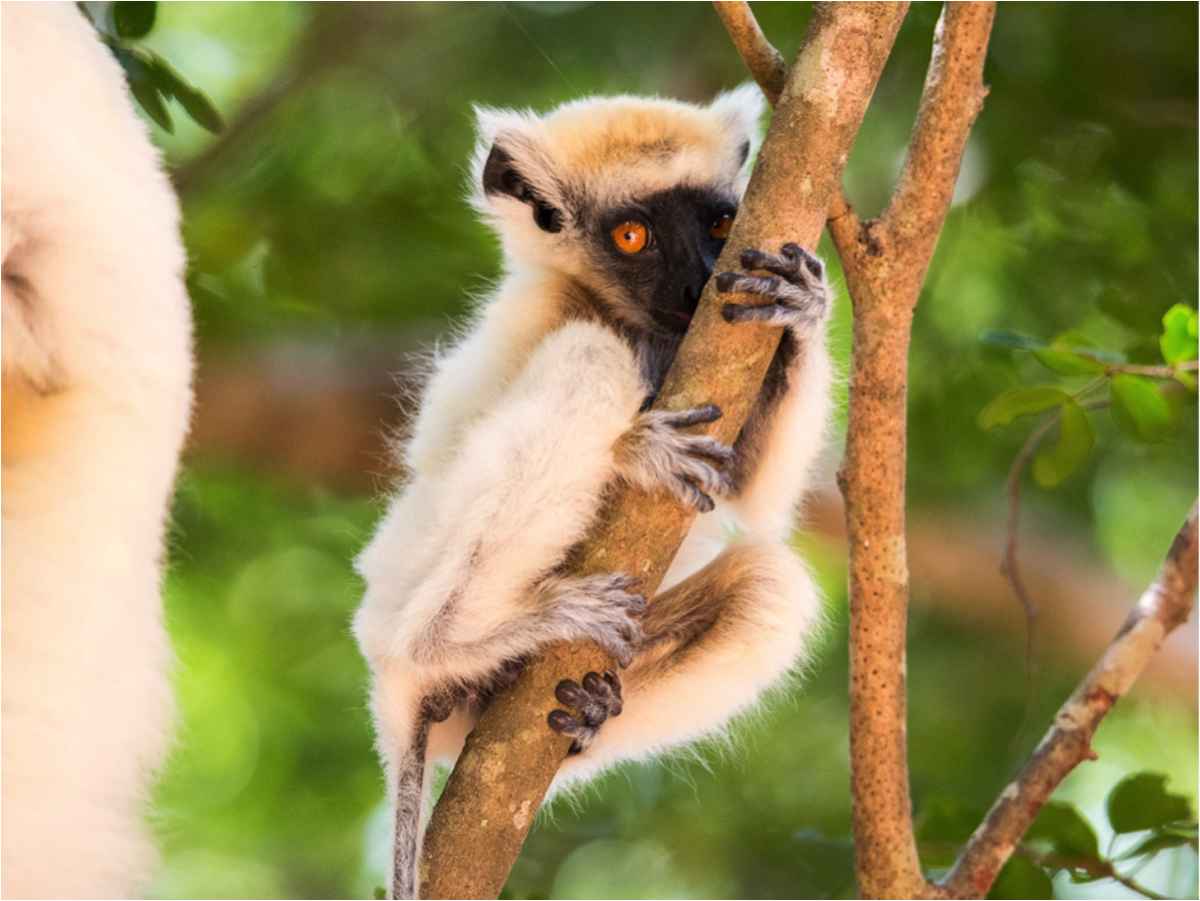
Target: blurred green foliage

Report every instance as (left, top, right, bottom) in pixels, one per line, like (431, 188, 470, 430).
(103, 2, 1200, 898)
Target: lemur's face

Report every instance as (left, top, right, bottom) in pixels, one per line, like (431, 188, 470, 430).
(588, 187, 738, 337)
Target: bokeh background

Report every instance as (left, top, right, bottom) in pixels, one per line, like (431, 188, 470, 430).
(109, 3, 1199, 898)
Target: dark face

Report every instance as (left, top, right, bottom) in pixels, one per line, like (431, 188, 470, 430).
(480, 144, 738, 337)
(590, 187, 737, 336)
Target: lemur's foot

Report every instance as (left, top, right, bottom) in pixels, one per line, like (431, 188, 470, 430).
(616, 404, 735, 512)
(548, 670, 624, 754)
(717, 243, 830, 332)
(533, 572, 646, 668)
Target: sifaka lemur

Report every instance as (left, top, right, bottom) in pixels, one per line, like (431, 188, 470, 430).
(354, 86, 834, 899)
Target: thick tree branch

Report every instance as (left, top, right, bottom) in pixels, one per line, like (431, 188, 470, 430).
(827, 4, 995, 898)
(418, 5, 907, 897)
(942, 502, 1199, 899)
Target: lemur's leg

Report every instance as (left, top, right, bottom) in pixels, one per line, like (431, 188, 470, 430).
(553, 538, 821, 774)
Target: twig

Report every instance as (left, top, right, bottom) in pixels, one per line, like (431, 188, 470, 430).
(1001, 381, 1110, 749)
(712, 1, 788, 104)
(942, 501, 1199, 898)
(1000, 412, 1052, 748)
(1109, 360, 1200, 379)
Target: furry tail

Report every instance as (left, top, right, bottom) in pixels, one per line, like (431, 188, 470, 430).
(392, 690, 457, 900)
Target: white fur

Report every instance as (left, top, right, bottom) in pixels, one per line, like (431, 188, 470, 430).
(354, 90, 831, 898)
(1, 4, 193, 897)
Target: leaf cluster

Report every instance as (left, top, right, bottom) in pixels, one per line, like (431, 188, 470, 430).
(917, 772, 1198, 899)
(78, 1, 222, 134)
(979, 304, 1198, 487)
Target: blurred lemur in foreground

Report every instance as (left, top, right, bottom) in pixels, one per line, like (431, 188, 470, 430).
(355, 86, 834, 898)
(2, 4, 192, 896)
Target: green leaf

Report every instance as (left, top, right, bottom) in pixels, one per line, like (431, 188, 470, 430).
(1034, 330, 1119, 376)
(1032, 400, 1093, 486)
(112, 1, 156, 39)
(1107, 772, 1194, 834)
(111, 45, 174, 132)
(147, 54, 225, 134)
(1026, 801, 1100, 860)
(988, 856, 1055, 900)
(1110, 374, 1178, 443)
(980, 329, 1048, 351)
(979, 387, 1069, 429)
(1117, 825, 1199, 861)
(1160, 304, 1199, 365)
(128, 79, 173, 133)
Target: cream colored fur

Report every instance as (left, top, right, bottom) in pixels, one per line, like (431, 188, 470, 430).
(1, 4, 193, 897)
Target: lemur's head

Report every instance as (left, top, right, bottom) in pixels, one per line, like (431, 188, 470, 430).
(472, 87, 764, 336)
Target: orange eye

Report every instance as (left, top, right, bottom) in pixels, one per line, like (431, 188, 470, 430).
(710, 212, 735, 240)
(612, 221, 649, 254)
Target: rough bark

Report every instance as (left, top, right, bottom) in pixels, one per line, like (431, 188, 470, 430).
(942, 502, 1199, 898)
(418, 4, 908, 898)
(826, 4, 996, 898)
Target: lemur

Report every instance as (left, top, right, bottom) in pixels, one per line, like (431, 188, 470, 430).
(354, 86, 834, 899)
(1, 4, 192, 896)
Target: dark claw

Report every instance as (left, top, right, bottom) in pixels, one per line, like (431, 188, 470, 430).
(680, 479, 715, 513)
(612, 573, 643, 592)
(603, 671, 623, 703)
(715, 271, 738, 293)
(740, 248, 778, 272)
(555, 679, 584, 707)
(548, 709, 588, 754)
(665, 404, 722, 428)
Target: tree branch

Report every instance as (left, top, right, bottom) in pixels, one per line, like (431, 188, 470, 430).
(712, 1, 788, 105)
(827, 3, 995, 898)
(943, 501, 1199, 898)
(418, 5, 907, 897)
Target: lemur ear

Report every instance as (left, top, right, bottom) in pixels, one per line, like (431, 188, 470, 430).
(479, 137, 564, 233)
(708, 83, 767, 170)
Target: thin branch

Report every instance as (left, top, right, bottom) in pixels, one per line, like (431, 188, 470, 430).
(1001, 381, 1108, 748)
(1000, 410, 1055, 746)
(1108, 360, 1200, 379)
(943, 501, 1199, 898)
(419, 5, 908, 898)
(827, 3, 996, 898)
(712, 1, 788, 104)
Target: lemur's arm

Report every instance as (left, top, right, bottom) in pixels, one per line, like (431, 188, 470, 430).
(719, 244, 836, 536)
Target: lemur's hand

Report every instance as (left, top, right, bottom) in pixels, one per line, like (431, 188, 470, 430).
(615, 405, 735, 512)
(717, 243, 831, 334)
